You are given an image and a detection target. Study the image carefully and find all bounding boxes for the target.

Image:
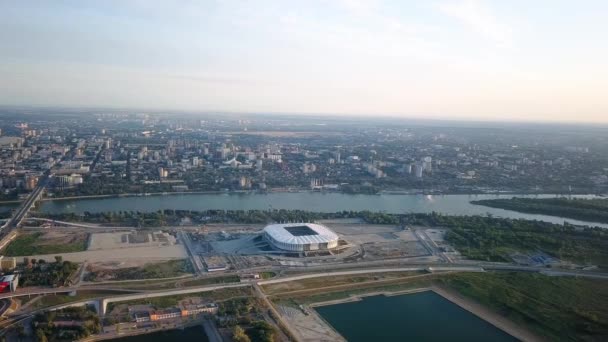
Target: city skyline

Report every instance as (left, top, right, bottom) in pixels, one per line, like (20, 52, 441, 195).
(1, 0, 608, 123)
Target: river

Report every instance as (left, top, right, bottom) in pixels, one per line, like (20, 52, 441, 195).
(31, 192, 608, 227)
(315, 291, 517, 342)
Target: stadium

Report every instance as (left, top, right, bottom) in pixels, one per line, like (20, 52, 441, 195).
(263, 223, 340, 252)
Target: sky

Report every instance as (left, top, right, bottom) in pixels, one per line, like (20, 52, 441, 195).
(1, 0, 607, 123)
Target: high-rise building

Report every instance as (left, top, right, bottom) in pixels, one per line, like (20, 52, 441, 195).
(25, 175, 39, 190)
(422, 156, 432, 172)
(404, 164, 412, 174)
(414, 164, 424, 178)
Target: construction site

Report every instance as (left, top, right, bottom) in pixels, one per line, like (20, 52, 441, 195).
(5, 219, 461, 277)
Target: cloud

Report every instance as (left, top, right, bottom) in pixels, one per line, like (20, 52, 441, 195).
(333, 0, 380, 16)
(165, 74, 271, 86)
(437, 0, 513, 48)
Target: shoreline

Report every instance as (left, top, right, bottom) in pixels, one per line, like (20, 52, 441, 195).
(30, 190, 605, 203)
(308, 287, 431, 308)
(307, 287, 544, 342)
(431, 286, 544, 342)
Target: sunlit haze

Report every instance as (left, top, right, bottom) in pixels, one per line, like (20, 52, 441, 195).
(1, 0, 608, 123)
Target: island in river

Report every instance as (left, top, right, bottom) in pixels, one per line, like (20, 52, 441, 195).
(472, 197, 608, 224)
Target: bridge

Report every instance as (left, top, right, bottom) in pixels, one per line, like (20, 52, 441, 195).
(1, 174, 48, 232)
(22, 218, 133, 230)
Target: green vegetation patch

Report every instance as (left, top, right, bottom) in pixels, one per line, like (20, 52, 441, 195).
(106, 286, 253, 312)
(29, 290, 134, 310)
(3, 232, 87, 256)
(418, 214, 608, 266)
(472, 197, 608, 224)
(180, 275, 241, 287)
(19, 258, 79, 287)
(259, 271, 276, 279)
(33, 305, 101, 341)
(437, 272, 608, 342)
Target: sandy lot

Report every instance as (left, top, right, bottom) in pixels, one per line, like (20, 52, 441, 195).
(277, 304, 346, 342)
(36, 230, 89, 246)
(24, 244, 187, 263)
(88, 231, 176, 250)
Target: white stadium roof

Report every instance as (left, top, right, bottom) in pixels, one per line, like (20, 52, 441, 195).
(263, 223, 339, 246)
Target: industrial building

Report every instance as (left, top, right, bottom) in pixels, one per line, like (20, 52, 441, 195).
(264, 223, 339, 252)
(0, 256, 17, 272)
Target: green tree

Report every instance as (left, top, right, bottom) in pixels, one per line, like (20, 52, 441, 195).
(233, 325, 251, 342)
(35, 328, 48, 342)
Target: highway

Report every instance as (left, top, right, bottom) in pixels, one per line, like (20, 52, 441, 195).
(3, 262, 608, 302)
(0, 298, 10, 316)
(1, 263, 608, 340)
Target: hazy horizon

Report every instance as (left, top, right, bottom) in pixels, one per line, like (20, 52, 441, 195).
(2, 0, 608, 123)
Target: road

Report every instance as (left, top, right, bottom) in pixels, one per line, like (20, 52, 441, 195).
(0, 298, 10, 316)
(201, 318, 223, 342)
(3, 174, 49, 230)
(2, 263, 608, 339)
(253, 282, 299, 341)
(3, 261, 608, 301)
(179, 230, 205, 274)
(23, 218, 133, 230)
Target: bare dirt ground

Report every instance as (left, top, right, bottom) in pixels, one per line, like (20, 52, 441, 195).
(87, 260, 154, 270)
(24, 244, 187, 263)
(35, 230, 88, 246)
(277, 304, 346, 342)
(88, 231, 176, 250)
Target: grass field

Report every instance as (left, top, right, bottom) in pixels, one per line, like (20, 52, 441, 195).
(262, 271, 425, 296)
(3, 232, 88, 256)
(274, 276, 435, 305)
(436, 272, 608, 342)
(180, 275, 241, 287)
(27, 290, 135, 311)
(83, 278, 184, 290)
(106, 286, 253, 312)
(269, 270, 608, 341)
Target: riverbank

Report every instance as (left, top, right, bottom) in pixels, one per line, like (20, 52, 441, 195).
(40, 189, 608, 202)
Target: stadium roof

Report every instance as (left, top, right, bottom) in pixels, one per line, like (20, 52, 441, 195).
(264, 223, 339, 245)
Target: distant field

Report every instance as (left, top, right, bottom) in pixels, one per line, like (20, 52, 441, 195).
(3, 231, 88, 256)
